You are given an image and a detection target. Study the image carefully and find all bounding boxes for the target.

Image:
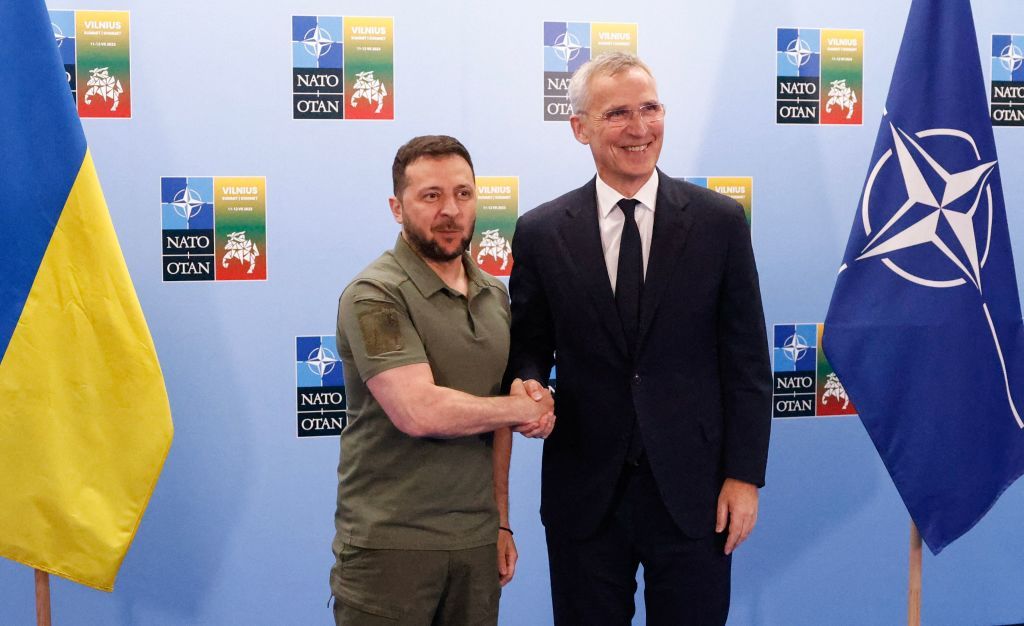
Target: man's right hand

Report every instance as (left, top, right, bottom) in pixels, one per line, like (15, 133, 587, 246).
(509, 378, 555, 438)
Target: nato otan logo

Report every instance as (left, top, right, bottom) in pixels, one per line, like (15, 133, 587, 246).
(776, 29, 821, 123)
(292, 16, 343, 119)
(50, 12, 77, 102)
(991, 34, 1024, 126)
(542, 21, 637, 121)
(296, 335, 346, 437)
(161, 176, 268, 281)
(291, 15, 395, 120)
(776, 27, 863, 125)
(772, 323, 855, 418)
(162, 178, 214, 280)
(543, 22, 591, 121)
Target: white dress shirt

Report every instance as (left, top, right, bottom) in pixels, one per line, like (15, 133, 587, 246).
(595, 171, 659, 293)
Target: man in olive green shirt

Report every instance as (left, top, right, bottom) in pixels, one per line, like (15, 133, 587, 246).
(331, 135, 554, 625)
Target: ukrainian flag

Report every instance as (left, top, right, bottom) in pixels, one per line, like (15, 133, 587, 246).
(0, 1, 173, 591)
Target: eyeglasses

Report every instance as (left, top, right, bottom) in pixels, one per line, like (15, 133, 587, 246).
(589, 102, 666, 127)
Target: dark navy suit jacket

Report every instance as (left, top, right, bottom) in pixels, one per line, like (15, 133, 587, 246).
(505, 171, 772, 538)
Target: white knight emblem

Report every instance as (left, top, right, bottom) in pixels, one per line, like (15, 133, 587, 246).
(350, 71, 387, 114)
(825, 79, 858, 120)
(476, 229, 512, 270)
(821, 372, 850, 409)
(222, 231, 260, 274)
(83, 67, 124, 111)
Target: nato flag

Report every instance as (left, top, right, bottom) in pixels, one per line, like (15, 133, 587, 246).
(824, 0, 1024, 554)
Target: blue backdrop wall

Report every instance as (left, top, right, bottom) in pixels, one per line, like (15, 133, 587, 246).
(3, 0, 1024, 624)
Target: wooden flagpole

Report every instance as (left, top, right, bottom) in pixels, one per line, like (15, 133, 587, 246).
(908, 521, 922, 626)
(34, 569, 51, 626)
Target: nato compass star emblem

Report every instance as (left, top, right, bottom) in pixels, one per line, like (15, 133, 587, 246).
(840, 118, 1023, 427)
(306, 345, 339, 378)
(171, 186, 204, 220)
(782, 332, 811, 364)
(1000, 43, 1024, 73)
(552, 32, 582, 63)
(52, 22, 66, 47)
(786, 38, 813, 68)
(303, 26, 334, 58)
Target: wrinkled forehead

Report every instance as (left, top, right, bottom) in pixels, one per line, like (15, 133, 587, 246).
(402, 155, 476, 189)
(586, 67, 659, 109)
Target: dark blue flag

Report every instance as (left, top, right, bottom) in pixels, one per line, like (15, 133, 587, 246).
(824, 0, 1024, 554)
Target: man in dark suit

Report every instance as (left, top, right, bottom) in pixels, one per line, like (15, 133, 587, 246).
(506, 52, 772, 625)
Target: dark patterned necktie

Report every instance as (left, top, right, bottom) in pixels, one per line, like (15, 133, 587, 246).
(615, 198, 643, 350)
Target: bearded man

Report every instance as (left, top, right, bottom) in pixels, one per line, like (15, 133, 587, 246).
(329, 135, 554, 625)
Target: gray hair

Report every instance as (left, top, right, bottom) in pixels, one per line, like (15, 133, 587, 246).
(567, 52, 655, 114)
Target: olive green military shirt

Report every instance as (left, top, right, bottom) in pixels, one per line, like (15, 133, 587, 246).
(334, 235, 510, 550)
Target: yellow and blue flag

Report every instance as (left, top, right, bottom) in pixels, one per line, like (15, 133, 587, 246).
(0, 0, 173, 590)
(825, 0, 1024, 553)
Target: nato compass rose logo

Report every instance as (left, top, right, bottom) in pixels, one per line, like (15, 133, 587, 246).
(295, 335, 346, 437)
(552, 31, 582, 63)
(841, 119, 1023, 427)
(171, 186, 204, 221)
(52, 22, 66, 47)
(1000, 43, 1024, 73)
(305, 344, 339, 378)
(303, 26, 334, 58)
(992, 36, 1024, 125)
(782, 332, 811, 363)
(50, 12, 76, 99)
(786, 38, 813, 68)
(771, 323, 817, 418)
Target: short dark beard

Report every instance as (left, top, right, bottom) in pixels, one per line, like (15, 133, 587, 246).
(403, 220, 474, 262)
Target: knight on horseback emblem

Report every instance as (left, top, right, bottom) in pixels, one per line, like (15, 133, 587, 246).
(350, 71, 387, 114)
(821, 372, 850, 410)
(83, 67, 123, 111)
(825, 79, 857, 120)
(475, 229, 512, 271)
(222, 231, 260, 274)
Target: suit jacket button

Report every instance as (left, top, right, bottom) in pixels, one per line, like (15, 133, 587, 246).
(632, 374, 642, 385)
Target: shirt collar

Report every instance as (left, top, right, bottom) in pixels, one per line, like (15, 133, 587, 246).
(596, 170, 660, 219)
(392, 234, 491, 299)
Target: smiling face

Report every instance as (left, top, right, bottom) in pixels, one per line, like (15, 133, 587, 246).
(570, 66, 664, 197)
(389, 154, 477, 264)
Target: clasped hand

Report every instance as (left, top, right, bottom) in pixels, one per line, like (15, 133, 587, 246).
(509, 378, 555, 438)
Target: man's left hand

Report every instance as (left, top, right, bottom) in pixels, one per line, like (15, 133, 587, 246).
(497, 529, 518, 586)
(715, 478, 759, 555)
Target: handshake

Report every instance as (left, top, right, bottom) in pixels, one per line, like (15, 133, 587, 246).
(508, 378, 556, 439)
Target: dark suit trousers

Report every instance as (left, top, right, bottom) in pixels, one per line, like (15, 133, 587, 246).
(545, 458, 731, 626)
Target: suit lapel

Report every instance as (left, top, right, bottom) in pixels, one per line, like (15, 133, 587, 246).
(557, 180, 630, 359)
(637, 173, 694, 351)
